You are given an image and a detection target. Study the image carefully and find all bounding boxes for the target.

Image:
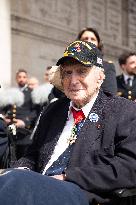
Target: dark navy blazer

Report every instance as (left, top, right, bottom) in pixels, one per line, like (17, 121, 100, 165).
(15, 90, 136, 204)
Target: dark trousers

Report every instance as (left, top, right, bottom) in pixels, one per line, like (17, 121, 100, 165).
(0, 169, 89, 205)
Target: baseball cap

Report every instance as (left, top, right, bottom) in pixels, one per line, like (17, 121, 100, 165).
(56, 40, 103, 68)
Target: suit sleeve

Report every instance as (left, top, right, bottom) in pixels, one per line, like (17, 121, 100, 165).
(65, 100, 136, 193)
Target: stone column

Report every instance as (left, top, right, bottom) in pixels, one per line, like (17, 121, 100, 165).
(0, 0, 11, 88)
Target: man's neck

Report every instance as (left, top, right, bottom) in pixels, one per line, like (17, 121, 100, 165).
(70, 92, 99, 118)
(72, 91, 99, 109)
(18, 84, 28, 91)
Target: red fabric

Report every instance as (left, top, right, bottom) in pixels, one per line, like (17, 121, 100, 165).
(71, 107, 85, 124)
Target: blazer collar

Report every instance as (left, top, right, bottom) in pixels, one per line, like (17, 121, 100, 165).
(72, 90, 108, 148)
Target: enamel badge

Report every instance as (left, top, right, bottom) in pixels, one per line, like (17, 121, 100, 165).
(89, 113, 99, 122)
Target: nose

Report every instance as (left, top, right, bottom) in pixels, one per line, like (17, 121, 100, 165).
(70, 72, 79, 84)
(87, 37, 91, 42)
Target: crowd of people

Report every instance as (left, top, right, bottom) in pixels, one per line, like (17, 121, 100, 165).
(0, 27, 136, 205)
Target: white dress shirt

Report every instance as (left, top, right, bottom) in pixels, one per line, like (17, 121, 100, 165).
(123, 73, 134, 87)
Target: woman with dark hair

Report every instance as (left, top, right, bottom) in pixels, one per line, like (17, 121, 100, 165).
(77, 27, 117, 95)
(77, 27, 103, 51)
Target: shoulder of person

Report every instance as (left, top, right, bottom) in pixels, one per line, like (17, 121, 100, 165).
(114, 94, 136, 110)
(41, 96, 70, 116)
(101, 94, 136, 118)
(107, 60, 113, 64)
(103, 60, 115, 66)
(103, 60, 116, 72)
(116, 74, 123, 80)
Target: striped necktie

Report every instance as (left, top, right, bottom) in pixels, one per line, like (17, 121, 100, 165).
(71, 107, 85, 124)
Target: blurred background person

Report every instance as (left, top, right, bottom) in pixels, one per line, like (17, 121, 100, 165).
(44, 66, 52, 83)
(28, 76, 39, 91)
(77, 27, 117, 95)
(31, 66, 65, 116)
(116, 51, 136, 100)
(0, 69, 37, 159)
(31, 66, 54, 115)
(4, 69, 37, 129)
(1, 69, 36, 128)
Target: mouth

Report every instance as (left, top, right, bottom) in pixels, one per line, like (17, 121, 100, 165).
(70, 89, 81, 92)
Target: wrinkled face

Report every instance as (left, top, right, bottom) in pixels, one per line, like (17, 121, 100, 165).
(80, 31, 99, 47)
(122, 55, 136, 75)
(16, 72, 28, 87)
(61, 62, 103, 108)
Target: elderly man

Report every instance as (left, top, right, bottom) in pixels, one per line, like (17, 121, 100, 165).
(0, 41, 136, 205)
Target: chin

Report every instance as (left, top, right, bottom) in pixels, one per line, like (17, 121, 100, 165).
(69, 93, 83, 100)
(71, 97, 87, 107)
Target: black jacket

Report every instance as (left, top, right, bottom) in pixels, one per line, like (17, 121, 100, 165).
(102, 61, 117, 95)
(2, 86, 37, 129)
(116, 74, 136, 100)
(15, 91, 136, 204)
(16, 86, 37, 128)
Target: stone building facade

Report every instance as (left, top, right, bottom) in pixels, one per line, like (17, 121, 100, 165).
(8, 0, 136, 84)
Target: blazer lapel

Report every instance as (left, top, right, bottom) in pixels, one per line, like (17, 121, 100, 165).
(120, 74, 128, 89)
(132, 76, 136, 88)
(42, 99, 70, 164)
(48, 100, 70, 143)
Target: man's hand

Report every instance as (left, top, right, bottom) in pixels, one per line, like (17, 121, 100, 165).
(50, 174, 65, 181)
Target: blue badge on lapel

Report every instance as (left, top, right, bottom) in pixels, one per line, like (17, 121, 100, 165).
(89, 113, 99, 122)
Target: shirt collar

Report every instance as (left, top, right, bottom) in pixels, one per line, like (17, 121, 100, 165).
(123, 73, 134, 82)
(68, 93, 98, 119)
(19, 84, 28, 91)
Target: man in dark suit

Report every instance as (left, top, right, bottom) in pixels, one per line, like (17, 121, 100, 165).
(116, 51, 136, 100)
(0, 41, 136, 205)
(1, 69, 37, 159)
(3, 69, 37, 129)
(14, 69, 37, 128)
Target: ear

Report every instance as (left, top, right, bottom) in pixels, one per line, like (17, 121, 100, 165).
(121, 64, 126, 71)
(97, 70, 105, 89)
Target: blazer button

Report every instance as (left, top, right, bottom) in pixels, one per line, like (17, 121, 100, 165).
(97, 124, 101, 129)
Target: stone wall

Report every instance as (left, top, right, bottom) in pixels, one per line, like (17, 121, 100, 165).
(129, 0, 136, 48)
(0, 0, 11, 88)
(11, 0, 136, 84)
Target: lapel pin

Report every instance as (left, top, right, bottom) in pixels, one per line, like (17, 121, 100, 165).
(89, 113, 99, 122)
